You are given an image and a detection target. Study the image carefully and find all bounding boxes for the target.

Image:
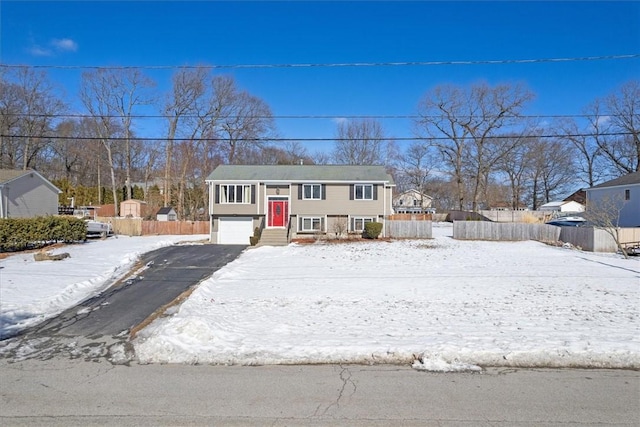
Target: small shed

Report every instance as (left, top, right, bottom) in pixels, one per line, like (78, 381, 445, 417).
(540, 200, 585, 213)
(156, 206, 177, 221)
(120, 199, 148, 218)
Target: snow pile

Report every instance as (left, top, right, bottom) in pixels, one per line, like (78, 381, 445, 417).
(0, 235, 208, 338)
(134, 225, 640, 369)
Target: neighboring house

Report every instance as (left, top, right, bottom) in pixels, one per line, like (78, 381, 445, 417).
(392, 189, 433, 214)
(564, 188, 587, 205)
(156, 206, 177, 221)
(205, 165, 395, 244)
(0, 169, 61, 218)
(120, 199, 148, 218)
(539, 200, 585, 213)
(586, 171, 640, 227)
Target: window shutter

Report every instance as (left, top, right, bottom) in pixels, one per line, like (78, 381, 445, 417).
(321, 184, 326, 200)
(298, 184, 303, 200)
(349, 184, 354, 200)
(373, 185, 378, 200)
(251, 185, 256, 204)
(215, 185, 220, 204)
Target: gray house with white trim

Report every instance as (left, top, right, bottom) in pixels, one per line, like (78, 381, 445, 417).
(205, 165, 395, 244)
(0, 169, 61, 218)
(586, 171, 640, 227)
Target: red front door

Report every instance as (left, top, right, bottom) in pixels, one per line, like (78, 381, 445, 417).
(268, 200, 288, 227)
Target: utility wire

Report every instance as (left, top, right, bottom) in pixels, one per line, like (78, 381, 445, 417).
(1, 132, 633, 142)
(0, 113, 620, 120)
(1, 54, 638, 70)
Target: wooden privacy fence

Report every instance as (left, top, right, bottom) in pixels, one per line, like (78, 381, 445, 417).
(453, 221, 561, 243)
(97, 217, 209, 236)
(477, 210, 548, 223)
(386, 220, 433, 238)
(142, 221, 209, 235)
(559, 227, 640, 252)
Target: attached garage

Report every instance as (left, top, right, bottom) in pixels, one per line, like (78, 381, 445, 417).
(218, 217, 253, 244)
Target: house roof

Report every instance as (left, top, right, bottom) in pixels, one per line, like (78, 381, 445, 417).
(0, 169, 30, 184)
(206, 165, 395, 184)
(0, 169, 61, 193)
(393, 189, 433, 201)
(156, 207, 175, 215)
(589, 171, 640, 189)
(540, 200, 582, 208)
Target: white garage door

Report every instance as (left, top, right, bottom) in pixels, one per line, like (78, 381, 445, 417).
(218, 217, 253, 244)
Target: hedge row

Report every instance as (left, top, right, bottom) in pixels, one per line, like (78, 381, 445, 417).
(0, 216, 87, 251)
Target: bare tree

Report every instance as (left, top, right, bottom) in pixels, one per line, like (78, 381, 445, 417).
(210, 76, 275, 164)
(590, 81, 640, 176)
(80, 73, 124, 216)
(0, 73, 24, 168)
(0, 67, 65, 170)
(527, 138, 575, 209)
(164, 67, 207, 206)
(332, 118, 389, 165)
(496, 135, 535, 209)
(584, 192, 630, 258)
(398, 140, 435, 193)
(558, 117, 605, 187)
(415, 82, 534, 211)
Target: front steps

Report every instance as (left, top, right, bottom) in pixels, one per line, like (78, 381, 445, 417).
(257, 228, 289, 247)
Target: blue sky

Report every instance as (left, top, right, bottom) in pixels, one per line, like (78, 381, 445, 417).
(1, 1, 639, 155)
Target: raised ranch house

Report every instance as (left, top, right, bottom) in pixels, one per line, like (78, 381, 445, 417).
(206, 165, 395, 245)
(392, 189, 434, 214)
(0, 169, 61, 218)
(586, 171, 640, 227)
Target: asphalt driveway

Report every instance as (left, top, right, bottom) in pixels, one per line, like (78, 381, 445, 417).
(0, 243, 246, 362)
(55, 243, 247, 337)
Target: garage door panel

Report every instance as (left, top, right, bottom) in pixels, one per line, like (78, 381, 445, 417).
(218, 217, 253, 244)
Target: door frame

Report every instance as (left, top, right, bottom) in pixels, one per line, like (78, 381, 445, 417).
(267, 196, 289, 228)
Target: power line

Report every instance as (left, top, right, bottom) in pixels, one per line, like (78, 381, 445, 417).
(1, 54, 638, 70)
(0, 112, 621, 120)
(2, 132, 633, 142)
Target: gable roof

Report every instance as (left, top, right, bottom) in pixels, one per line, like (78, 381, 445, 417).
(206, 165, 395, 184)
(393, 189, 433, 200)
(589, 171, 640, 189)
(0, 169, 33, 184)
(156, 207, 175, 215)
(0, 169, 61, 193)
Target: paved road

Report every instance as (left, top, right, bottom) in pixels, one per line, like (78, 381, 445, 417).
(1, 359, 638, 426)
(0, 243, 246, 362)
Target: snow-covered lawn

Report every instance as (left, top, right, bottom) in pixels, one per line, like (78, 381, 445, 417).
(1, 225, 638, 371)
(0, 235, 209, 339)
(133, 224, 639, 370)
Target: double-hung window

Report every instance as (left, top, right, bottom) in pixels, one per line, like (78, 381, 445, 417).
(219, 184, 251, 204)
(303, 184, 322, 200)
(354, 184, 373, 200)
(351, 217, 374, 232)
(300, 217, 322, 232)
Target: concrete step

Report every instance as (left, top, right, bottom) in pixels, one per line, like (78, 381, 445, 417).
(257, 229, 289, 247)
